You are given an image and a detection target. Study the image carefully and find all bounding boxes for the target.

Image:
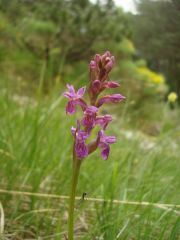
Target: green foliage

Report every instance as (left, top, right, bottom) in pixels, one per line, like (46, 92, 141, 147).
(0, 0, 131, 93)
(0, 88, 179, 239)
(0, 1, 179, 238)
(132, 0, 180, 96)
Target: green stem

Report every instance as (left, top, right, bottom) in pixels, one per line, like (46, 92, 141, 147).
(68, 158, 81, 240)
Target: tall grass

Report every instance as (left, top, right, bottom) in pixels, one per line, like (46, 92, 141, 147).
(0, 87, 179, 239)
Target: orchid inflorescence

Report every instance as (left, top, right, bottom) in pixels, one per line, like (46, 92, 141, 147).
(64, 51, 126, 240)
(64, 51, 126, 161)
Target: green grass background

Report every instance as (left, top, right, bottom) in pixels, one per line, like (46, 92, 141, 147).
(0, 84, 179, 239)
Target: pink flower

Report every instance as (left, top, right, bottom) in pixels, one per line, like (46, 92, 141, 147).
(71, 121, 89, 160)
(97, 130, 116, 160)
(104, 81, 120, 88)
(82, 106, 98, 131)
(75, 141, 88, 160)
(64, 51, 126, 161)
(97, 94, 126, 107)
(101, 51, 115, 73)
(95, 115, 112, 130)
(89, 61, 99, 82)
(89, 60, 97, 71)
(64, 84, 86, 114)
(88, 52, 122, 106)
(89, 51, 115, 83)
(92, 80, 120, 93)
(91, 80, 101, 93)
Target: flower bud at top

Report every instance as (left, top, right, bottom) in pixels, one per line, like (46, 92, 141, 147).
(105, 81, 120, 88)
(101, 51, 111, 64)
(104, 56, 115, 72)
(89, 60, 96, 70)
(94, 54, 101, 66)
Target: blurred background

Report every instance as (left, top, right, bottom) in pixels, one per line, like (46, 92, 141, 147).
(0, 0, 179, 127)
(0, 0, 180, 239)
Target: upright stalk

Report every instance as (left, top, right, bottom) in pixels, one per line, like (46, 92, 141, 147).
(68, 158, 81, 240)
(64, 51, 126, 239)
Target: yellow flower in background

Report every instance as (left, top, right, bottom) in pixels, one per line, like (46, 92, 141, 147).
(137, 67, 165, 85)
(168, 92, 178, 103)
(137, 67, 150, 77)
(151, 74, 164, 84)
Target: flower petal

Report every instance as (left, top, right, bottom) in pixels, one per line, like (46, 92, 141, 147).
(82, 106, 98, 131)
(97, 94, 126, 107)
(95, 115, 112, 129)
(75, 141, 88, 160)
(97, 130, 116, 160)
(63, 91, 72, 98)
(71, 127, 76, 136)
(84, 106, 98, 114)
(105, 81, 120, 88)
(77, 86, 86, 97)
(92, 80, 101, 93)
(104, 135, 116, 144)
(67, 84, 75, 95)
(100, 143, 110, 160)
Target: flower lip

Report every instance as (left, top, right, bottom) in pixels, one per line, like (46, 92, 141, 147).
(82, 106, 98, 131)
(71, 120, 89, 160)
(75, 130, 89, 159)
(97, 130, 116, 160)
(66, 101, 76, 114)
(75, 141, 88, 160)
